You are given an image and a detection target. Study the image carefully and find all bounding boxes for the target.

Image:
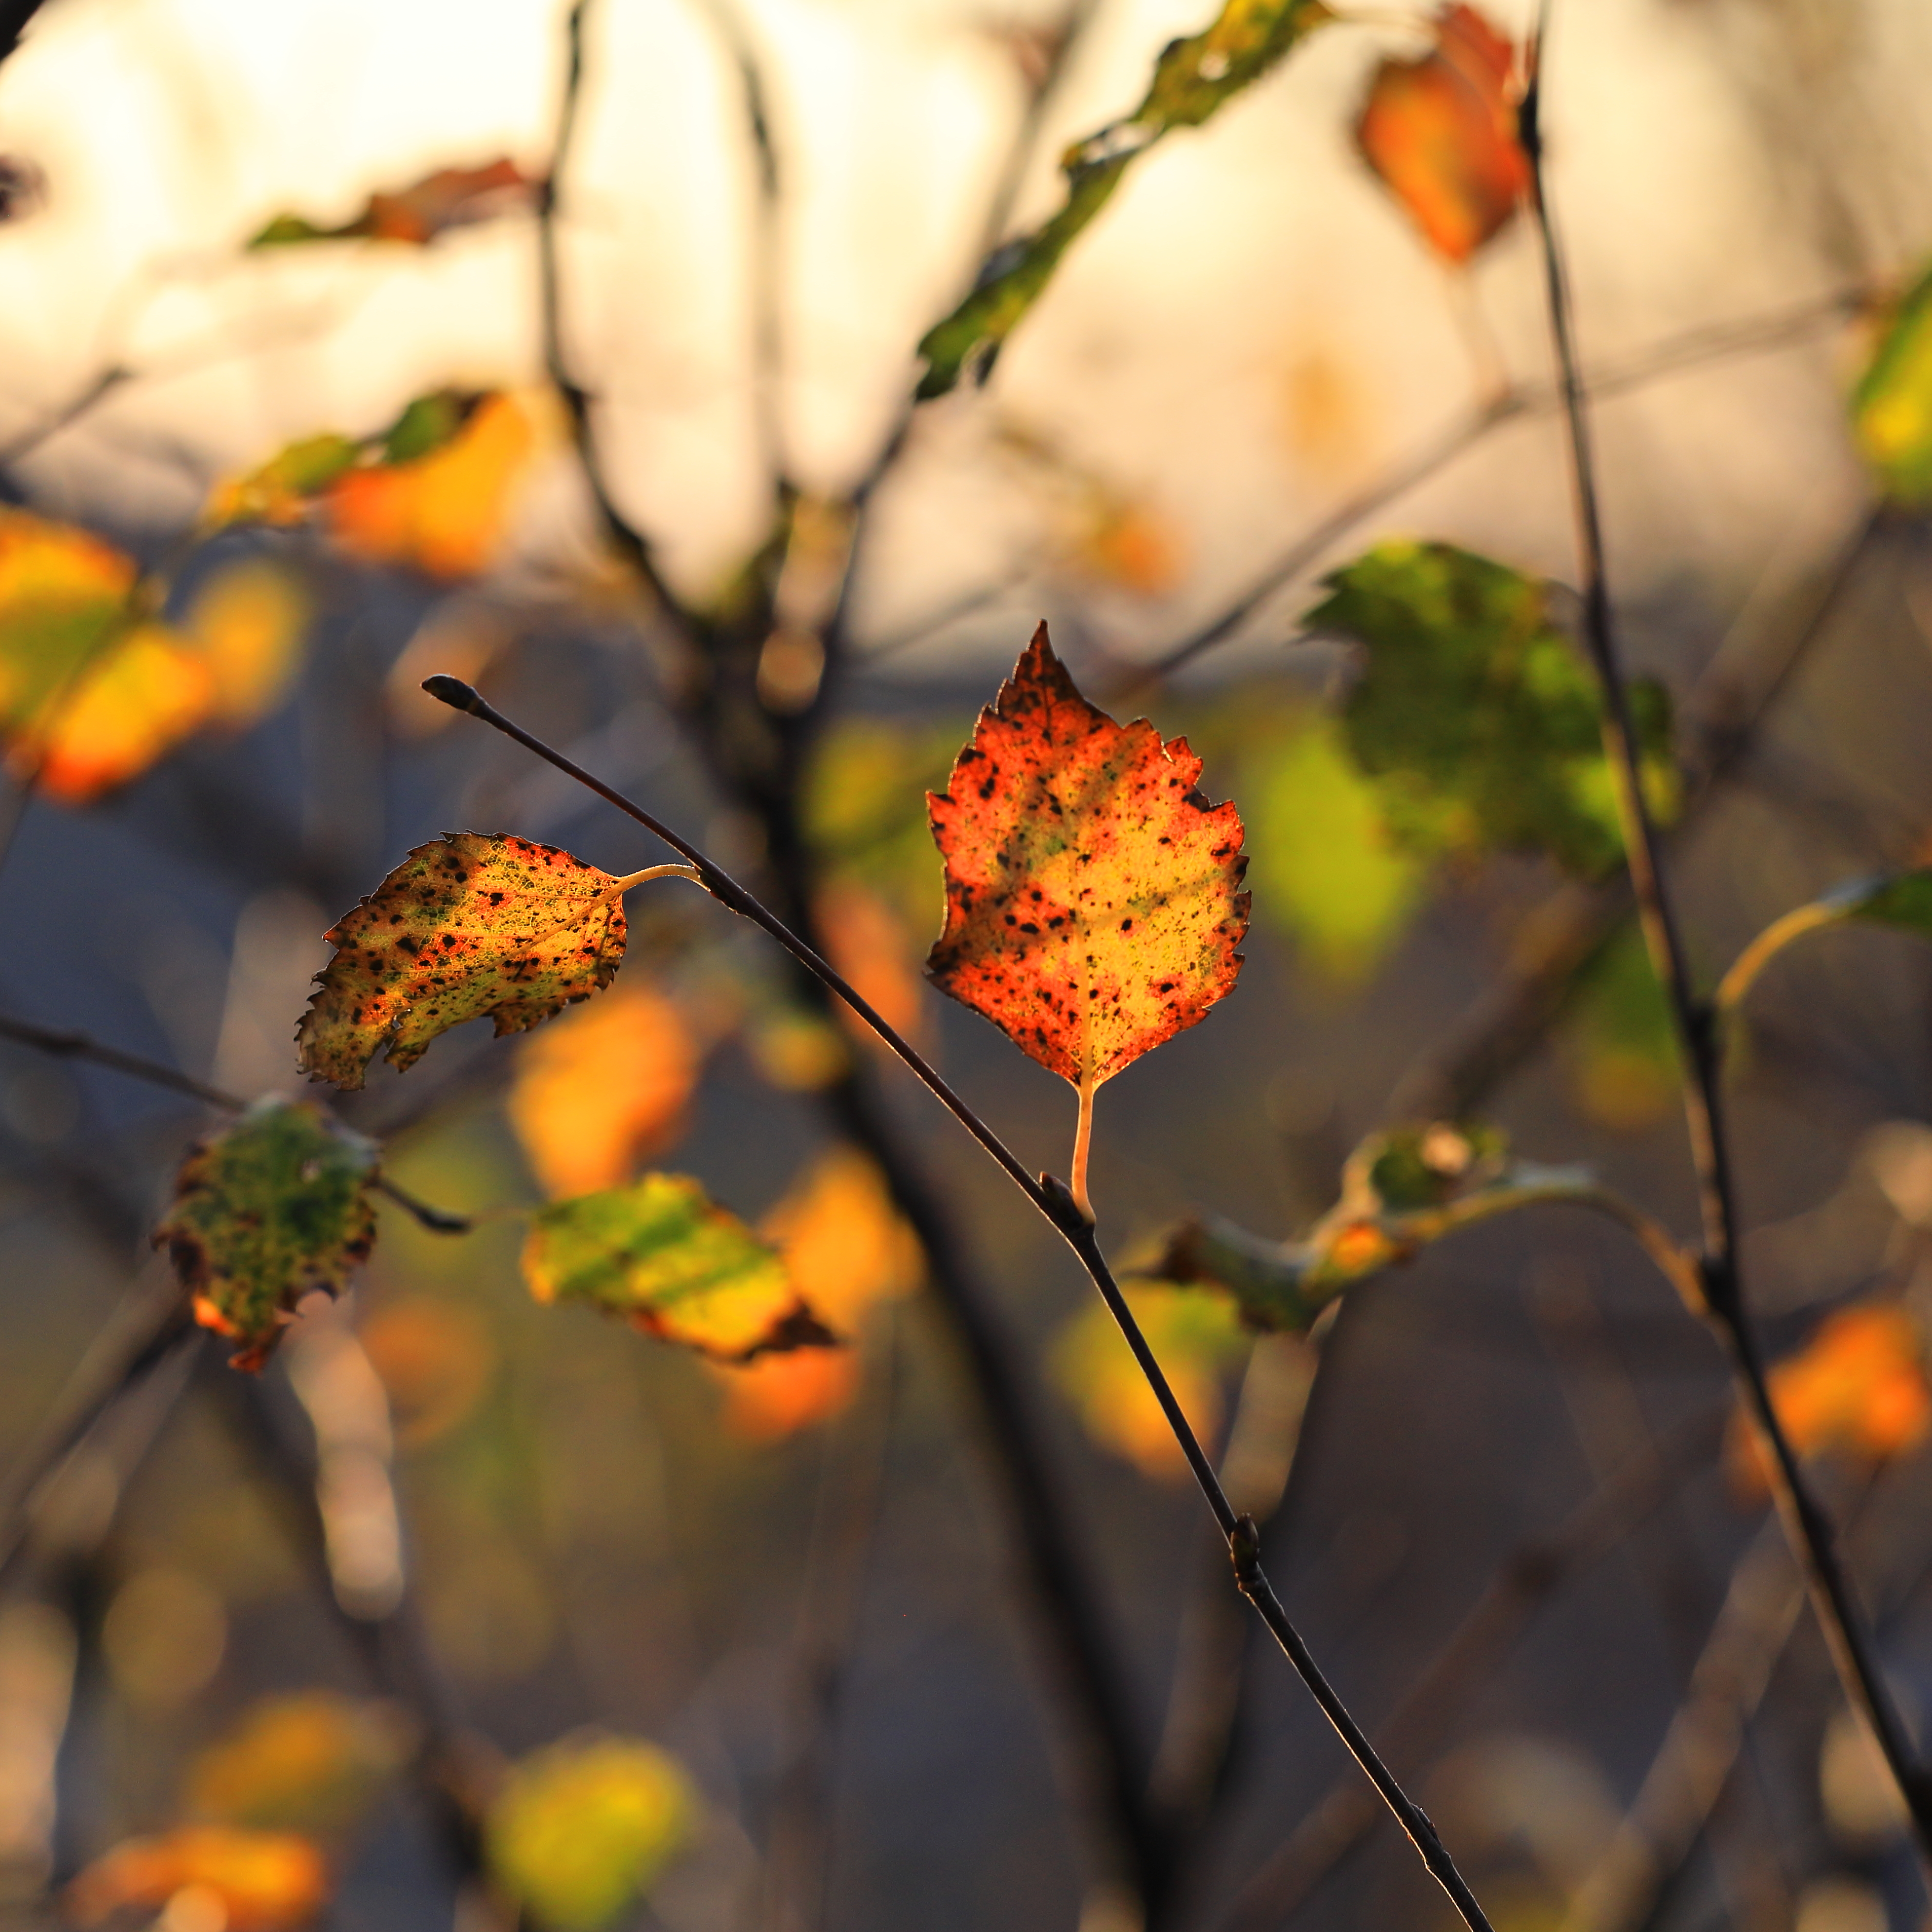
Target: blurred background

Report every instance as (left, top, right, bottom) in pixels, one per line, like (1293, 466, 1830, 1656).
(3, 1, 1932, 1930)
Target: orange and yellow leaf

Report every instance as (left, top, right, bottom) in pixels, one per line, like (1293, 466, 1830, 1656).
(67, 1827, 328, 1931)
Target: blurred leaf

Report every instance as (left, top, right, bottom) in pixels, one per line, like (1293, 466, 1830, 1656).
(249, 158, 534, 247)
(509, 981, 699, 1197)
(1309, 540, 1677, 878)
(1355, 4, 1528, 264)
(815, 876, 930, 1049)
(1567, 925, 1679, 1130)
(207, 433, 363, 529)
(67, 1827, 328, 1931)
(1728, 1304, 1932, 1498)
(486, 1735, 695, 1932)
(188, 1692, 407, 1836)
(927, 623, 1248, 1095)
(524, 1173, 837, 1363)
(1853, 263, 1932, 502)
(31, 625, 212, 803)
(1050, 1282, 1246, 1479)
(179, 557, 311, 729)
(716, 1150, 923, 1438)
(298, 832, 634, 1090)
(802, 714, 958, 933)
(1071, 495, 1186, 596)
(359, 1298, 497, 1448)
(915, 0, 1332, 396)
(1239, 712, 1427, 980)
(154, 1097, 379, 1371)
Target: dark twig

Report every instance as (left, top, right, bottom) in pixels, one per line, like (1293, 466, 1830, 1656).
(1525, 2, 1932, 1868)
(0, 0, 48, 65)
(426, 675, 1499, 1932)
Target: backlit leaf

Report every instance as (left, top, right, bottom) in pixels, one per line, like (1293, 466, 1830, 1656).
(926, 622, 1248, 1095)
(1728, 1304, 1932, 1498)
(509, 981, 699, 1197)
(207, 434, 363, 529)
(250, 158, 535, 248)
(523, 1173, 836, 1363)
(0, 506, 139, 727)
(188, 1692, 407, 1835)
(181, 557, 311, 728)
(297, 832, 632, 1090)
(153, 1097, 379, 1370)
(915, 0, 1332, 397)
(67, 1827, 328, 1931)
(1050, 1282, 1246, 1479)
(815, 877, 929, 1049)
(486, 1735, 695, 1932)
(717, 1150, 922, 1439)
(1355, 4, 1527, 264)
(31, 625, 211, 802)
(1309, 541, 1677, 878)
(359, 1298, 497, 1447)
(1853, 263, 1932, 502)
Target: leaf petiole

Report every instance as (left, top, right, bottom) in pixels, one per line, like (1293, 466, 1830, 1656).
(611, 863, 704, 893)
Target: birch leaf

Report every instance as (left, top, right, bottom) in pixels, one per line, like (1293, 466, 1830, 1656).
(153, 1098, 379, 1371)
(926, 621, 1247, 1091)
(915, 0, 1332, 396)
(297, 833, 631, 1089)
(249, 159, 534, 247)
(524, 1173, 837, 1363)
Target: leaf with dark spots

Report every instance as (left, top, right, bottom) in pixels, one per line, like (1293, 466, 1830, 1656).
(153, 1098, 380, 1370)
(297, 832, 632, 1088)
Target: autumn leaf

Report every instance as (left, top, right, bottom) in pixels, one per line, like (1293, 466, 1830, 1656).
(1051, 1282, 1247, 1479)
(297, 833, 646, 1090)
(927, 621, 1247, 1208)
(249, 158, 535, 248)
(188, 1692, 407, 1835)
(66, 1827, 329, 1931)
(815, 877, 930, 1050)
(1568, 927, 1681, 1131)
(181, 557, 311, 728)
(359, 1298, 498, 1447)
(1853, 262, 1932, 502)
(523, 1173, 837, 1362)
(1356, 4, 1528, 264)
(206, 434, 363, 529)
(154, 1098, 379, 1370)
(716, 1150, 923, 1439)
(487, 1735, 695, 1932)
(1308, 541, 1677, 878)
(31, 625, 212, 802)
(915, 0, 1332, 397)
(509, 981, 700, 1197)
(1728, 1305, 1932, 1498)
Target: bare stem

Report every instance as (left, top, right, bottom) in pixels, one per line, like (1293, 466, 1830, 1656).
(1525, 0, 1932, 1870)
(425, 673, 1498, 1932)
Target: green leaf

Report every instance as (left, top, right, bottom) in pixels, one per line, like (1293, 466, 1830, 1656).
(486, 1735, 696, 1932)
(915, 0, 1332, 397)
(522, 1173, 837, 1362)
(153, 1097, 379, 1370)
(379, 388, 481, 464)
(1853, 264, 1932, 502)
(1308, 541, 1679, 879)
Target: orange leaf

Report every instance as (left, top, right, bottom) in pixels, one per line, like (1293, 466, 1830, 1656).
(325, 393, 535, 578)
(67, 1827, 328, 1931)
(1728, 1305, 1932, 1497)
(927, 622, 1247, 1094)
(718, 1348, 864, 1442)
(30, 625, 212, 802)
(251, 159, 535, 247)
(1355, 4, 1528, 265)
(815, 878, 928, 1050)
(181, 559, 311, 729)
(359, 1299, 497, 1448)
(509, 981, 699, 1197)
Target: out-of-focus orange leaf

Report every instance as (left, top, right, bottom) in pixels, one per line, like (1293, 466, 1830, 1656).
(716, 1150, 923, 1438)
(66, 1827, 328, 1931)
(31, 626, 211, 803)
(181, 559, 310, 728)
(815, 879, 928, 1050)
(188, 1692, 407, 1835)
(1050, 1283, 1246, 1480)
(359, 1299, 497, 1448)
(250, 159, 535, 248)
(326, 393, 535, 578)
(298, 833, 634, 1090)
(1355, 4, 1528, 265)
(509, 982, 699, 1198)
(1072, 497, 1185, 597)
(927, 622, 1248, 1095)
(1728, 1305, 1932, 1498)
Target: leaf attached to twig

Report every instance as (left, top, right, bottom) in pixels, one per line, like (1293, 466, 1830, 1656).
(154, 1098, 380, 1370)
(915, 0, 1332, 397)
(297, 833, 631, 1089)
(926, 621, 1247, 1092)
(249, 158, 535, 248)
(523, 1173, 837, 1363)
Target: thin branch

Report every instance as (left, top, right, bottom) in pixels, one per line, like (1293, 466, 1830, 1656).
(425, 674, 1499, 1932)
(1524, 1, 1932, 1870)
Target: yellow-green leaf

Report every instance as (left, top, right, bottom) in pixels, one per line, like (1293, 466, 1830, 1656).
(915, 0, 1332, 397)
(486, 1735, 695, 1932)
(523, 1173, 837, 1363)
(1853, 263, 1932, 502)
(297, 833, 631, 1090)
(153, 1097, 379, 1370)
